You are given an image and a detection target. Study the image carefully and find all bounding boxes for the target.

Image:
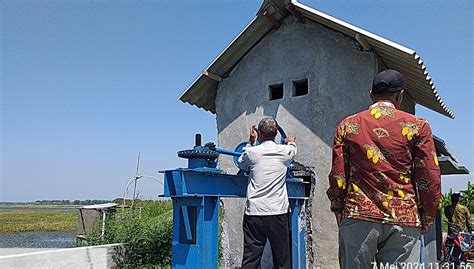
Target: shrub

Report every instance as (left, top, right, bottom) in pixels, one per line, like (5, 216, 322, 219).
(460, 181, 474, 212)
(441, 181, 474, 213)
(87, 200, 173, 268)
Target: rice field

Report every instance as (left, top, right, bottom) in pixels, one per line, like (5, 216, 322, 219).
(0, 205, 77, 233)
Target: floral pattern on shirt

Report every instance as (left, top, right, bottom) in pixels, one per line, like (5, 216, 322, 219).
(370, 105, 395, 119)
(327, 101, 441, 228)
(364, 144, 388, 164)
(400, 122, 421, 141)
(341, 122, 361, 136)
(399, 169, 411, 184)
(373, 128, 390, 138)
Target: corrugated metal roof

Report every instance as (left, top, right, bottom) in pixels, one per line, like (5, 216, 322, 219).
(434, 135, 458, 162)
(433, 135, 469, 175)
(179, 15, 276, 113)
(439, 156, 470, 175)
(434, 135, 469, 174)
(80, 203, 118, 210)
(179, 0, 454, 118)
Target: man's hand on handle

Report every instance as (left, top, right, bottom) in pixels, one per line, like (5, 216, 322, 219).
(249, 124, 257, 145)
(420, 223, 431, 234)
(335, 212, 342, 227)
(285, 136, 296, 144)
(249, 124, 296, 145)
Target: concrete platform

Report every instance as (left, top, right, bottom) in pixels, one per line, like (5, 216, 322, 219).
(0, 244, 123, 268)
(0, 248, 61, 256)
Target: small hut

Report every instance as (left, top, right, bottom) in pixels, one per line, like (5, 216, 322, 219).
(179, 0, 469, 266)
(76, 203, 119, 243)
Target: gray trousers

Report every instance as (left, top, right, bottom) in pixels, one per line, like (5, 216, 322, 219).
(339, 218, 421, 269)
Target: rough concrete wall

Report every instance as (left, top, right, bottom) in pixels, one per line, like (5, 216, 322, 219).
(216, 17, 374, 268)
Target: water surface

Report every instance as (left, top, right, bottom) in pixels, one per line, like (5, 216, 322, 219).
(0, 231, 75, 248)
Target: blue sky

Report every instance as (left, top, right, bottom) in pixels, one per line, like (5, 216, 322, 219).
(1, 0, 472, 201)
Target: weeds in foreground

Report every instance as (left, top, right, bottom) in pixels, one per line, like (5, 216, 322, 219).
(87, 200, 173, 268)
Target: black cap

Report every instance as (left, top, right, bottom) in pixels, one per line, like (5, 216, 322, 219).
(451, 193, 461, 200)
(372, 69, 405, 93)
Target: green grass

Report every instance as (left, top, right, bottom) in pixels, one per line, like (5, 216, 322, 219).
(131, 199, 173, 218)
(441, 210, 448, 233)
(0, 205, 77, 233)
(87, 200, 173, 268)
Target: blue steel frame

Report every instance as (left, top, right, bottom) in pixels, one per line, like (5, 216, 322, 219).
(171, 196, 220, 268)
(161, 168, 308, 268)
(289, 197, 307, 268)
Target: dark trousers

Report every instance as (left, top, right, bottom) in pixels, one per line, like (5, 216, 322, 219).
(241, 213, 291, 269)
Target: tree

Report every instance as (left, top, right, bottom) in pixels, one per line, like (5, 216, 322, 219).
(460, 181, 474, 212)
(442, 181, 474, 213)
(441, 188, 453, 208)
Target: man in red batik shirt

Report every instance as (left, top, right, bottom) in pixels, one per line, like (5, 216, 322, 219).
(327, 69, 441, 268)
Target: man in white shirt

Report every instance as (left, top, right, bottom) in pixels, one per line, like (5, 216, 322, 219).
(237, 118, 297, 269)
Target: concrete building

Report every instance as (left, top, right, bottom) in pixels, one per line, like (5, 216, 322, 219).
(179, 0, 468, 267)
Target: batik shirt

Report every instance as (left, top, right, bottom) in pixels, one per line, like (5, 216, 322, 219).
(453, 203, 471, 232)
(327, 101, 441, 228)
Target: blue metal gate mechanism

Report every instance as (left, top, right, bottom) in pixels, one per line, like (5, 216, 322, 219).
(161, 131, 309, 268)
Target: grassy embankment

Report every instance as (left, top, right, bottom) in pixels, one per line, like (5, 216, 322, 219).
(87, 199, 173, 268)
(0, 205, 77, 233)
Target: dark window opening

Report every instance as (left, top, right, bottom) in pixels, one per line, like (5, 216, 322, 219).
(302, 176, 312, 198)
(293, 78, 308, 97)
(269, 83, 284, 100)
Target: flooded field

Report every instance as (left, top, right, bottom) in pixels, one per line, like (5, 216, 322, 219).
(0, 205, 77, 250)
(0, 204, 78, 213)
(0, 231, 75, 248)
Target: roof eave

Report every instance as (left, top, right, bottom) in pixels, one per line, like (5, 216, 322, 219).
(179, 0, 455, 119)
(179, 14, 277, 114)
(439, 156, 470, 175)
(291, 1, 454, 119)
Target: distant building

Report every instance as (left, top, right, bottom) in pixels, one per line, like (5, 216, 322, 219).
(179, 0, 469, 267)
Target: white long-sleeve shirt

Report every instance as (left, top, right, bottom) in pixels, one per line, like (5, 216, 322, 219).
(237, 140, 297, 216)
